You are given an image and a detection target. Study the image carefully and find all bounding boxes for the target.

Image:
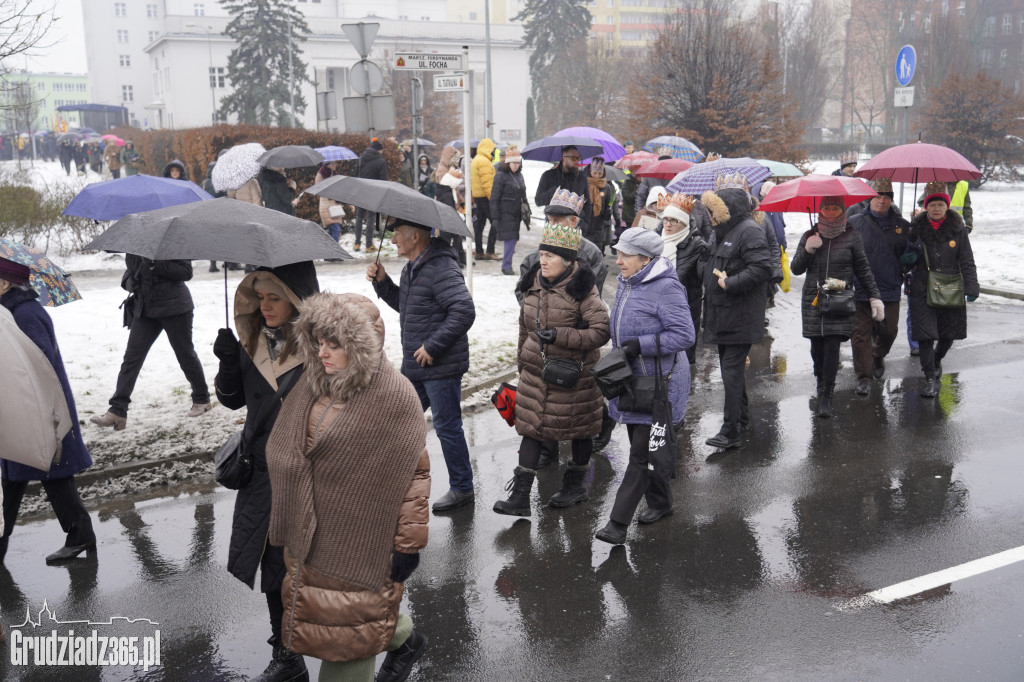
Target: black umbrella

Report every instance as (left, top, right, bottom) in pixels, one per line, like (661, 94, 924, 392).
(84, 197, 351, 324)
(305, 176, 473, 239)
(257, 145, 325, 169)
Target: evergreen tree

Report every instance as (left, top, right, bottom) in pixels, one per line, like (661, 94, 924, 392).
(515, 0, 591, 98)
(218, 0, 311, 126)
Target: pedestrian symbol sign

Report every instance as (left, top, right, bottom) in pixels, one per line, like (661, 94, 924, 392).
(896, 45, 916, 87)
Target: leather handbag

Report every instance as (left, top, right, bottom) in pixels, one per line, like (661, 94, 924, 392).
(592, 347, 634, 400)
(923, 247, 965, 308)
(214, 431, 250, 490)
(617, 336, 676, 414)
(818, 288, 856, 316)
(541, 348, 582, 388)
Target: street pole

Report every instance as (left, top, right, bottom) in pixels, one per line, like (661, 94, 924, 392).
(288, 22, 295, 128)
(207, 29, 215, 124)
(462, 45, 474, 295)
(484, 0, 494, 140)
(411, 77, 421, 184)
(899, 107, 909, 216)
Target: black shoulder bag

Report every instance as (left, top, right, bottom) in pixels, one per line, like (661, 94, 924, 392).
(619, 336, 677, 414)
(119, 259, 145, 329)
(536, 306, 583, 389)
(214, 369, 301, 490)
(816, 236, 856, 317)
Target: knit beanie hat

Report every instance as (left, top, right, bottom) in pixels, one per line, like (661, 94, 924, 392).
(615, 227, 664, 259)
(539, 222, 582, 260)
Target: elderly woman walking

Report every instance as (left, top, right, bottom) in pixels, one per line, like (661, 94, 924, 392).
(660, 194, 706, 365)
(267, 292, 431, 682)
(212, 262, 319, 682)
(790, 197, 883, 418)
(494, 189, 610, 516)
(908, 182, 979, 398)
(490, 145, 528, 275)
(594, 228, 695, 545)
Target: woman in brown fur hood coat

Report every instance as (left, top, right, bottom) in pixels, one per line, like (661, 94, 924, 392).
(266, 292, 431, 682)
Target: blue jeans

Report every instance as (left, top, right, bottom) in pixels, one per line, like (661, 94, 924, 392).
(412, 376, 474, 493)
(327, 222, 341, 242)
(501, 239, 517, 271)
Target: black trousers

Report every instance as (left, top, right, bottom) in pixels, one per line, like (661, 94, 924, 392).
(519, 436, 592, 468)
(918, 338, 954, 374)
(109, 312, 209, 417)
(473, 198, 495, 254)
(717, 343, 751, 438)
(2, 476, 95, 547)
(809, 335, 843, 385)
(609, 423, 673, 525)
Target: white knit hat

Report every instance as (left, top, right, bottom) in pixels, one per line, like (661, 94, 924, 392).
(661, 205, 690, 223)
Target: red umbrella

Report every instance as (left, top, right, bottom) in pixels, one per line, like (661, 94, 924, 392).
(759, 174, 877, 215)
(636, 158, 695, 180)
(614, 151, 658, 171)
(853, 142, 981, 183)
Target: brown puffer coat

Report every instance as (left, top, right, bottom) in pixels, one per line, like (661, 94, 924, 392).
(515, 260, 610, 441)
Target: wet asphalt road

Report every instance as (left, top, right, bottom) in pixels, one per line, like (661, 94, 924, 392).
(1, 285, 1023, 681)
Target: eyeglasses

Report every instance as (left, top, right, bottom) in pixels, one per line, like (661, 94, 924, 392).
(562, 155, 580, 161)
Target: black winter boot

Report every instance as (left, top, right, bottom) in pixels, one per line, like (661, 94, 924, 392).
(548, 464, 590, 508)
(593, 413, 616, 452)
(493, 467, 536, 516)
(376, 630, 428, 682)
(814, 374, 823, 397)
(251, 636, 308, 682)
(817, 381, 835, 419)
(920, 372, 939, 398)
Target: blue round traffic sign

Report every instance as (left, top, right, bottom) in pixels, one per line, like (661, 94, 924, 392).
(896, 45, 916, 87)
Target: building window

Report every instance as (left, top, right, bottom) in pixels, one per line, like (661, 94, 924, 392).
(149, 31, 159, 42)
(469, 12, 477, 20)
(326, 69, 335, 89)
(959, 2, 966, 16)
(941, 0, 948, 16)
(119, 54, 130, 67)
(924, 13, 931, 32)
(1000, 48, 1009, 67)
(209, 66, 226, 88)
(147, 4, 158, 18)
(117, 29, 128, 43)
(1003, 14, 1013, 35)
(37, 82, 44, 91)
(194, 3, 205, 16)
(983, 16, 996, 37)
(114, 2, 126, 17)
(122, 85, 134, 102)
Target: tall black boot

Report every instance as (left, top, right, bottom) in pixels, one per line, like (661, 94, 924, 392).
(251, 635, 308, 682)
(492, 466, 536, 516)
(920, 372, 939, 398)
(548, 464, 589, 508)
(817, 381, 834, 419)
(593, 412, 616, 452)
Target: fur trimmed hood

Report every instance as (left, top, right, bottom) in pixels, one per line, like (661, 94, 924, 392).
(701, 188, 752, 228)
(294, 292, 386, 402)
(518, 257, 597, 303)
(911, 207, 965, 243)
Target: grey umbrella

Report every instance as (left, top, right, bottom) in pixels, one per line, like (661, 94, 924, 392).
(84, 197, 351, 324)
(258, 145, 325, 169)
(305, 176, 473, 238)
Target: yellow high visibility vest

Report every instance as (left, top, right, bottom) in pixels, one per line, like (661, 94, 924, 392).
(950, 181, 969, 215)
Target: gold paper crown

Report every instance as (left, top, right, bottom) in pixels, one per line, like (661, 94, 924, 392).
(704, 151, 722, 163)
(549, 188, 585, 215)
(656, 192, 696, 214)
(713, 172, 749, 192)
(923, 180, 946, 195)
(840, 150, 858, 166)
(540, 222, 582, 253)
(871, 177, 893, 193)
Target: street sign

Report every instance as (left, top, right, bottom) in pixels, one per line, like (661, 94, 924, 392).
(896, 45, 916, 87)
(342, 22, 380, 59)
(894, 86, 915, 108)
(315, 91, 337, 121)
(393, 53, 465, 71)
(349, 59, 384, 96)
(433, 72, 466, 92)
(342, 95, 396, 133)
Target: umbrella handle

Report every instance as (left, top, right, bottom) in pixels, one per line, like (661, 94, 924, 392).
(224, 267, 229, 328)
(374, 212, 383, 267)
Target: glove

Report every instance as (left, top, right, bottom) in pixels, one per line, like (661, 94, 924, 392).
(213, 328, 240, 362)
(389, 550, 420, 583)
(899, 251, 918, 266)
(966, 294, 978, 303)
(869, 298, 885, 322)
(805, 234, 823, 254)
(621, 339, 641, 360)
(534, 328, 557, 345)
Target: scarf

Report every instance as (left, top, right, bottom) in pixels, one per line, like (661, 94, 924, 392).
(588, 175, 606, 217)
(929, 218, 943, 230)
(261, 324, 287, 362)
(817, 213, 847, 240)
(661, 226, 690, 259)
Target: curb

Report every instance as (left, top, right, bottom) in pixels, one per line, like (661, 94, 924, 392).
(979, 286, 1024, 301)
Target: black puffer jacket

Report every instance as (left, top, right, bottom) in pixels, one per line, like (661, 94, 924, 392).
(907, 210, 979, 341)
(372, 238, 476, 382)
(700, 188, 773, 345)
(790, 225, 880, 339)
(358, 146, 389, 181)
(490, 164, 527, 241)
(674, 230, 707, 303)
(259, 168, 295, 215)
(122, 255, 194, 318)
(848, 206, 911, 302)
(216, 261, 319, 590)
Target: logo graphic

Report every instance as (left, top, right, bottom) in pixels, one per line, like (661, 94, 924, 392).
(8, 601, 161, 671)
(396, 57, 406, 67)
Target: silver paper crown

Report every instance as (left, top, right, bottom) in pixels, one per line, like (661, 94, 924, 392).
(550, 188, 585, 214)
(840, 150, 858, 166)
(713, 171, 748, 192)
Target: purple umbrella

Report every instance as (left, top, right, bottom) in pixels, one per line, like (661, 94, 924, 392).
(520, 135, 604, 163)
(667, 157, 772, 195)
(554, 126, 626, 163)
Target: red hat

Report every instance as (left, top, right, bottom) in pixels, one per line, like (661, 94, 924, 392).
(922, 181, 950, 209)
(0, 257, 30, 285)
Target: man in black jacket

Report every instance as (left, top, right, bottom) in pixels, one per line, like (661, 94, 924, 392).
(91, 256, 210, 429)
(354, 140, 389, 252)
(535, 145, 590, 235)
(699, 175, 773, 450)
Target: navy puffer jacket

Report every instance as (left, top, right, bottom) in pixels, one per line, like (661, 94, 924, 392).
(373, 238, 476, 381)
(847, 207, 910, 302)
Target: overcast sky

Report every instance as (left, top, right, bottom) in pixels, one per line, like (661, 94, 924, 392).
(23, 0, 88, 75)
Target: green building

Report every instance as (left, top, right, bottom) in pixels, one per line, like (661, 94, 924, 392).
(0, 70, 91, 133)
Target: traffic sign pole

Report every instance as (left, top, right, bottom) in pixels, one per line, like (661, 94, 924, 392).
(895, 45, 916, 217)
(462, 45, 474, 295)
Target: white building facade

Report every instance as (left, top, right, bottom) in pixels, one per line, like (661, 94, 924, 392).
(80, 1, 532, 144)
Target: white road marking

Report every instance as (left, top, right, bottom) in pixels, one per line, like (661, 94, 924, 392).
(837, 545, 1024, 611)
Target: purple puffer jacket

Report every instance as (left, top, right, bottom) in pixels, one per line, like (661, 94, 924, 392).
(608, 257, 695, 425)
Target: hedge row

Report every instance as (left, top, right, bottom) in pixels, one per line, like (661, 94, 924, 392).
(106, 124, 403, 224)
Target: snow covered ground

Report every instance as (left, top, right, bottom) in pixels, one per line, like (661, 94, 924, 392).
(2, 155, 1022, 511)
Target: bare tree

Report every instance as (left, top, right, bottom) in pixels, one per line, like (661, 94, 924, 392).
(0, 2, 57, 87)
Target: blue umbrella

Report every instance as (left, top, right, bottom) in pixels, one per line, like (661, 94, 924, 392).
(667, 157, 772, 195)
(520, 135, 604, 163)
(642, 135, 705, 162)
(444, 138, 481, 150)
(63, 175, 212, 222)
(315, 145, 359, 162)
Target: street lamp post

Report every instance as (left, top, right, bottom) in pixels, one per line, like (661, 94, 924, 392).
(186, 23, 217, 124)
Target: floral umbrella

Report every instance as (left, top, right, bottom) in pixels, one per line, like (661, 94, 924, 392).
(211, 142, 266, 192)
(0, 238, 82, 307)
